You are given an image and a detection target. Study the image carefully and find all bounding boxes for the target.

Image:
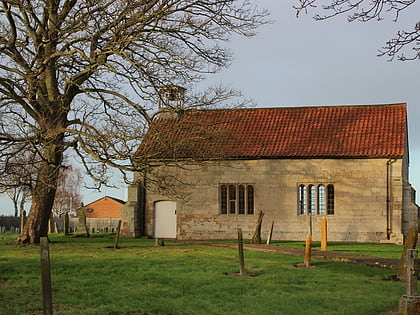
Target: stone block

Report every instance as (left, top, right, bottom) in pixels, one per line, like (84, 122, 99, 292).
(398, 295, 420, 315)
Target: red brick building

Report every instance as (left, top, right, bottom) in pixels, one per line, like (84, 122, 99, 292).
(83, 196, 125, 218)
(77, 196, 125, 233)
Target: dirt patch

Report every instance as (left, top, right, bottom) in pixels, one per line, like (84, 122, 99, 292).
(294, 263, 316, 268)
(224, 272, 258, 277)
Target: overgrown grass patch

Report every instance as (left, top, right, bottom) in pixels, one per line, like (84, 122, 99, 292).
(0, 234, 405, 314)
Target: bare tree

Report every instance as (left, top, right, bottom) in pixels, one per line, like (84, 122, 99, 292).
(0, 1, 268, 243)
(52, 165, 82, 217)
(0, 150, 37, 216)
(4, 186, 31, 217)
(294, 0, 419, 61)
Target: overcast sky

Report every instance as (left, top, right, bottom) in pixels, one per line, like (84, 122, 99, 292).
(1, 1, 419, 215)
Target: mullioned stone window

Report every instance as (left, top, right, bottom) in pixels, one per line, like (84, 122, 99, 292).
(298, 184, 334, 215)
(220, 184, 254, 215)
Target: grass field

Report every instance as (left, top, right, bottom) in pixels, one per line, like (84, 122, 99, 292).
(0, 233, 405, 314)
(272, 240, 404, 259)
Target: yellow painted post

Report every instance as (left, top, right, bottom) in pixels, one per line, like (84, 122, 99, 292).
(321, 217, 328, 251)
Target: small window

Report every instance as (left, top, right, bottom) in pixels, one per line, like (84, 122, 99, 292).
(238, 185, 245, 214)
(298, 185, 306, 215)
(318, 185, 326, 215)
(327, 184, 334, 215)
(247, 185, 254, 215)
(220, 184, 255, 215)
(308, 185, 316, 215)
(220, 185, 227, 214)
(228, 185, 236, 214)
(298, 184, 334, 216)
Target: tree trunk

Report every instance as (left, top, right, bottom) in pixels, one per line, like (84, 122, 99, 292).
(17, 137, 64, 244)
(13, 199, 19, 217)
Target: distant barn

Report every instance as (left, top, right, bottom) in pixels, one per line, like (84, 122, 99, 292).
(77, 196, 125, 233)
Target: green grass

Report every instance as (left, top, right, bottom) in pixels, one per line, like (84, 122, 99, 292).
(272, 240, 403, 259)
(0, 233, 405, 314)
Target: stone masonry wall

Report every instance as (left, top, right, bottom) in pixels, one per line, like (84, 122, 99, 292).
(141, 157, 412, 243)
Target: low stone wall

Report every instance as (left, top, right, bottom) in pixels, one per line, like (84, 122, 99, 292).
(0, 216, 121, 234)
(0, 216, 20, 232)
(80, 218, 121, 233)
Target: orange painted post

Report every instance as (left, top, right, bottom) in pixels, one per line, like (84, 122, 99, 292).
(304, 234, 312, 268)
(321, 217, 328, 251)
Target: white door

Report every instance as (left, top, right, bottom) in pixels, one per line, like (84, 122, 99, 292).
(154, 201, 177, 238)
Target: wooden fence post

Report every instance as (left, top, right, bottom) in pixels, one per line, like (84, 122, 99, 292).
(321, 217, 328, 251)
(304, 234, 312, 268)
(266, 221, 274, 245)
(251, 211, 264, 244)
(238, 228, 246, 276)
(155, 238, 165, 246)
(114, 220, 122, 249)
(40, 237, 53, 315)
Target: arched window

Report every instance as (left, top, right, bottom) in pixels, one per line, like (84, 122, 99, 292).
(327, 184, 334, 215)
(238, 185, 245, 214)
(220, 185, 227, 214)
(247, 185, 254, 215)
(308, 185, 316, 215)
(228, 185, 236, 214)
(298, 185, 307, 215)
(318, 185, 326, 215)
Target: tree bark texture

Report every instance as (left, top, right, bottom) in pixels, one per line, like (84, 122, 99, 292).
(17, 136, 64, 244)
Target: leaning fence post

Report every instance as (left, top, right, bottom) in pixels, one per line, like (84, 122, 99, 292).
(40, 237, 53, 315)
(251, 211, 264, 244)
(266, 221, 274, 245)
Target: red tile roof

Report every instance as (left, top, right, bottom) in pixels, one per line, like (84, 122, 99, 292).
(79, 196, 126, 218)
(138, 103, 407, 159)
